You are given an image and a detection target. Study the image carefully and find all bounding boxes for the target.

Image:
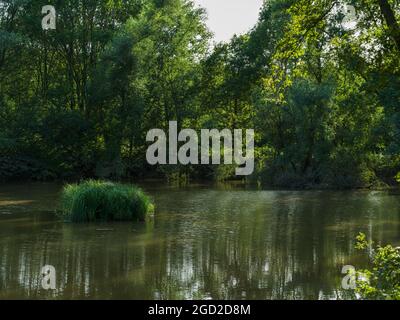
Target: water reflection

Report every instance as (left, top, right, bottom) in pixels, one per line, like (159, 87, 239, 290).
(0, 183, 399, 299)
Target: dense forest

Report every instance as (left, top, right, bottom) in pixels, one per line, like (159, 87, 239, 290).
(0, 0, 399, 188)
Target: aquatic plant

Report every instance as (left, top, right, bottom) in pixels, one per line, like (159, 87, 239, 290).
(60, 180, 153, 222)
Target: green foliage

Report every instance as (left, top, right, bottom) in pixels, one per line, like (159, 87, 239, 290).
(1, 0, 399, 187)
(355, 232, 370, 250)
(355, 233, 400, 300)
(252, 0, 400, 188)
(60, 180, 153, 223)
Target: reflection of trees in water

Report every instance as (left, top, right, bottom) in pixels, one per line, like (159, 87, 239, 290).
(0, 190, 399, 299)
(150, 190, 400, 299)
(0, 211, 61, 298)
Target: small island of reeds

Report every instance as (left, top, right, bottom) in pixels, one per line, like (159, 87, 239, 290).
(60, 180, 153, 223)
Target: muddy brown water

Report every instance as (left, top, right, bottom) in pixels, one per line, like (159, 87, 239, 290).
(0, 182, 399, 299)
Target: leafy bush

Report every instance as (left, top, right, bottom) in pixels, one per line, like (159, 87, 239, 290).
(60, 180, 153, 223)
(355, 233, 400, 300)
(0, 135, 55, 181)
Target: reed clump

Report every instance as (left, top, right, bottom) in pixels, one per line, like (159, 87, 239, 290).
(60, 180, 153, 222)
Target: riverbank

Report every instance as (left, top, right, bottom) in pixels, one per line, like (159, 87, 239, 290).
(1, 175, 398, 192)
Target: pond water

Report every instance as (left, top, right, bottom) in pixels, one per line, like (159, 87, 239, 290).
(0, 182, 399, 300)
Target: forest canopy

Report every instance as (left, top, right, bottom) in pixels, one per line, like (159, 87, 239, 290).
(0, 0, 399, 188)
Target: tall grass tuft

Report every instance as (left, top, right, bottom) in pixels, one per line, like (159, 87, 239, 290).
(60, 180, 153, 222)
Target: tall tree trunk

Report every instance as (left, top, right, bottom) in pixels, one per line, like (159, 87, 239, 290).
(377, 0, 400, 51)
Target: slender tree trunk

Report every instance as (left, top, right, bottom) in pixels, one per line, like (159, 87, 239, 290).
(377, 0, 400, 51)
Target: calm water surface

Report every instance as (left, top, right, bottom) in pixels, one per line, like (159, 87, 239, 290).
(0, 182, 399, 300)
